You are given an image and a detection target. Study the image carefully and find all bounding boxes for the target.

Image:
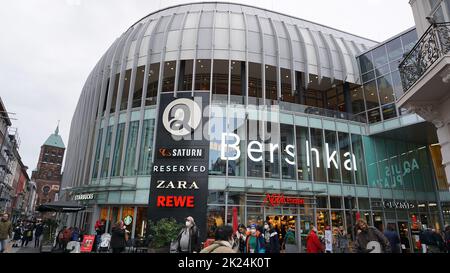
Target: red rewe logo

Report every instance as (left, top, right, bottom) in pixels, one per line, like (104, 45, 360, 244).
(159, 148, 172, 157)
(263, 194, 304, 207)
(156, 195, 194, 207)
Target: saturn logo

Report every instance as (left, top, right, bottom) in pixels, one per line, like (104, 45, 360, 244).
(162, 98, 202, 136)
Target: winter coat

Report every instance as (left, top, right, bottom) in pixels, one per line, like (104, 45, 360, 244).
(306, 230, 323, 253)
(13, 226, 22, 240)
(200, 240, 235, 253)
(237, 232, 246, 253)
(34, 224, 44, 237)
(110, 227, 126, 249)
(0, 220, 12, 240)
(268, 230, 280, 253)
(245, 232, 266, 253)
(71, 229, 80, 242)
(383, 230, 400, 253)
(354, 227, 391, 253)
(176, 226, 200, 253)
(337, 233, 348, 249)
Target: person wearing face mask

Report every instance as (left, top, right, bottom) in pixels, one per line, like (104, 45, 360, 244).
(245, 224, 266, 253)
(263, 222, 280, 253)
(236, 224, 247, 253)
(306, 225, 324, 253)
(176, 216, 200, 253)
(200, 225, 236, 253)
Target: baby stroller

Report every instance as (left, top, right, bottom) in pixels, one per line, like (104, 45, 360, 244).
(97, 233, 111, 253)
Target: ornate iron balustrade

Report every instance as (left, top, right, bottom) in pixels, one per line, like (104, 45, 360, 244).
(399, 22, 450, 92)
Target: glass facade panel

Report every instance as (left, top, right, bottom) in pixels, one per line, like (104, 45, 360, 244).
(281, 68, 294, 102)
(325, 129, 340, 183)
(230, 61, 244, 104)
(210, 117, 226, 175)
(367, 108, 382, 123)
(137, 119, 155, 175)
(363, 80, 379, 109)
(382, 104, 397, 120)
(178, 59, 193, 91)
(338, 132, 352, 184)
(372, 45, 388, 68)
(132, 66, 145, 108)
(310, 128, 326, 182)
(359, 52, 373, 74)
(351, 86, 365, 114)
(110, 74, 120, 113)
(111, 123, 125, 177)
(120, 69, 132, 110)
(124, 121, 139, 176)
(145, 63, 159, 106)
(386, 37, 403, 61)
(162, 61, 176, 92)
(377, 75, 395, 105)
(280, 124, 295, 180)
(265, 121, 280, 179)
(248, 62, 263, 105)
(100, 126, 113, 178)
(92, 128, 103, 179)
(296, 126, 311, 181)
(212, 60, 229, 102)
(351, 134, 367, 185)
(227, 116, 245, 176)
(265, 65, 277, 103)
(194, 59, 211, 91)
(247, 119, 263, 177)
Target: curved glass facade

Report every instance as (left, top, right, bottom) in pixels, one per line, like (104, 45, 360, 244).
(61, 3, 446, 252)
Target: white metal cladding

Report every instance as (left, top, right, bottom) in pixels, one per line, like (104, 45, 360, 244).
(61, 2, 377, 190)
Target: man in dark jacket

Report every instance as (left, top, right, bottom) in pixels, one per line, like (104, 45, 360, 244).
(383, 224, 400, 253)
(176, 216, 200, 253)
(353, 219, 391, 253)
(263, 222, 280, 253)
(445, 226, 450, 253)
(34, 220, 44, 248)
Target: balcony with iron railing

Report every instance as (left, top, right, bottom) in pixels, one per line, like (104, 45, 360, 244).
(398, 22, 450, 94)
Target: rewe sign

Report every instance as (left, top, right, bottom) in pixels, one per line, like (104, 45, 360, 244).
(220, 133, 358, 171)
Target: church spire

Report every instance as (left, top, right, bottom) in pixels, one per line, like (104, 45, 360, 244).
(55, 120, 60, 135)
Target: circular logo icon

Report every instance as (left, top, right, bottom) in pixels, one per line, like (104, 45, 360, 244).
(123, 215, 133, 226)
(162, 98, 201, 136)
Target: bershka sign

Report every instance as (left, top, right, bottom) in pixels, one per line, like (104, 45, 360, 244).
(221, 133, 357, 171)
(148, 91, 210, 242)
(263, 193, 305, 207)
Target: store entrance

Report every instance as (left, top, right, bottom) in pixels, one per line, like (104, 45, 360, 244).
(266, 215, 299, 253)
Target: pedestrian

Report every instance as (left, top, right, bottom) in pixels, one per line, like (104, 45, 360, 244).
(110, 221, 127, 253)
(62, 226, 72, 250)
(174, 216, 200, 253)
(71, 227, 81, 242)
(245, 224, 265, 253)
(12, 222, 22, 248)
(400, 232, 410, 253)
(56, 226, 65, 250)
(21, 222, 33, 247)
(444, 225, 450, 253)
(0, 213, 13, 253)
(306, 225, 323, 253)
(353, 219, 391, 253)
(383, 223, 401, 253)
(200, 225, 236, 253)
(236, 224, 247, 253)
(337, 226, 349, 253)
(266, 223, 280, 253)
(34, 219, 44, 248)
(431, 229, 444, 253)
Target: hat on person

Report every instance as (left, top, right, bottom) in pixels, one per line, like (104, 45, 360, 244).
(250, 224, 257, 229)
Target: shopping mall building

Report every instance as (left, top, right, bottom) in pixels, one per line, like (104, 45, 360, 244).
(60, 2, 450, 252)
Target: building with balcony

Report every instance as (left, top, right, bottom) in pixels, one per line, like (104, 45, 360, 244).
(60, 2, 450, 252)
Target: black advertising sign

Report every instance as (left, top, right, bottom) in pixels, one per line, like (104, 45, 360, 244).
(148, 91, 210, 242)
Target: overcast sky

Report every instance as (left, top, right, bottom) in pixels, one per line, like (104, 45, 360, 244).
(0, 0, 414, 176)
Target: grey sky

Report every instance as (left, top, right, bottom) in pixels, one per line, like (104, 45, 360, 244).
(0, 0, 414, 176)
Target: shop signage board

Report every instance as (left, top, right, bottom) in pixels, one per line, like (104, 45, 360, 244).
(383, 201, 415, 209)
(80, 235, 95, 252)
(263, 193, 304, 207)
(74, 193, 94, 201)
(148, 91, 210, 241)
(325, 229, 333, 253)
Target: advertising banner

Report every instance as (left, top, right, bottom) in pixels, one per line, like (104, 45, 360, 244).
(148, 91, 210, 241)
(80, 235, 95, 253)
